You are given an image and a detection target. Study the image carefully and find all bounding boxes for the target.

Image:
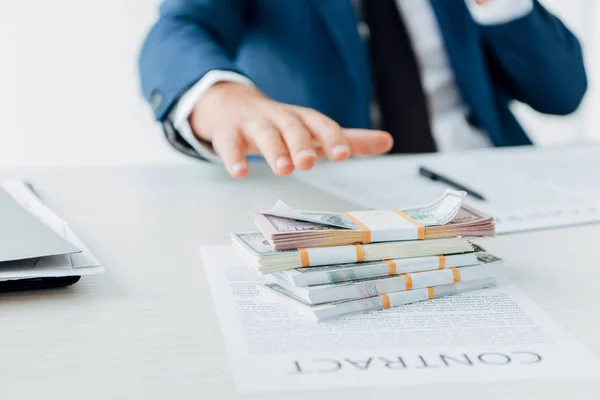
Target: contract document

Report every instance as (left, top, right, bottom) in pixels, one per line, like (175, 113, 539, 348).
(201, 245, 600, 393)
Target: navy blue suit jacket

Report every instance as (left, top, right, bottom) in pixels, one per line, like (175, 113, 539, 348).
(139, 0, 587, 155)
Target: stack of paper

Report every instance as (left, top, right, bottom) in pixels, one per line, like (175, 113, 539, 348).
(232, 189, 500, 321)
(0, 180, 104, 288)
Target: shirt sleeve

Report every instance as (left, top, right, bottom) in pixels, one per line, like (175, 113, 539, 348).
(464, 0, 534, 25)
(171, 70, 254, 163)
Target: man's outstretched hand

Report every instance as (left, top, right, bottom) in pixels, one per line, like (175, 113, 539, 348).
(189, 82, 394, 178)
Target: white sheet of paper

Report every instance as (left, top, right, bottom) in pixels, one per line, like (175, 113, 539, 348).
(293, 144, 600, 234)
(201, 245, 600, 393)
(0, 180, 103, 280)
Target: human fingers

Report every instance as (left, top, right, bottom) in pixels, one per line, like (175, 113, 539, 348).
(293, 106, 350, 162)
(244, 117, 294, 176)
(271, 108, 318, 170)
(211, 129, 250, 178)
(343, 129, 394, 156)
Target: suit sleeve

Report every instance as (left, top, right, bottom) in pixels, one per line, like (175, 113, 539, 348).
(478, 1, 588, 115)
(138, 0, 249, 121)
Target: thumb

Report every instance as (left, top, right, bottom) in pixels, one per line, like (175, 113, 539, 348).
(342, 129, 394, 156)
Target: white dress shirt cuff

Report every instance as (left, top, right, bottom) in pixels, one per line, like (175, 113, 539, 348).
(465, 0, 534, 25)
(171, 70, 254, 162)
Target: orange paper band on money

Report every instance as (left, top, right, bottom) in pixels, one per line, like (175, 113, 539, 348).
(393, 210, 425, 240)
(452, 267, 461, 283)
(385, 260, 397, 276)
(428, 287, 435, 299)
(299, 249, 310, 267)
(437, 255, 446, 269)
(402, 273, 413, 290)
(353, 244, 365, 262)
(340, 212, 372, 243)
(380, 293, 391, 309)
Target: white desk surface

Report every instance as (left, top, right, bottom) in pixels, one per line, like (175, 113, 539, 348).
(1, 162, 599, 400)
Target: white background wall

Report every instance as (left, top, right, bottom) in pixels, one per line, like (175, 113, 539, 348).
(0, 0, 597, 167)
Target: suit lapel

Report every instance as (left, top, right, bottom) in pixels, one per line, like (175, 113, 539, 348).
(428, 0, 478, 106)
(429, 0, 502, 144)
(309, 0, 371, 120)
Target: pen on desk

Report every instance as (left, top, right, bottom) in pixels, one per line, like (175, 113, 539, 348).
(418, 166, 487, 201)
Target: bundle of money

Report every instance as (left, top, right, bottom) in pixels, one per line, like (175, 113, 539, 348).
(232, 188, 500, 321)
(267, 263, 500, 305)
(272, 245, 496, 286)
(232, 232, 475, 273)
(255, 190, 495, 250)
(259, 278, 497, 322)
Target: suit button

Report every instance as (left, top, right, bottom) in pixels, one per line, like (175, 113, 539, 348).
(150, 90, 163, 111)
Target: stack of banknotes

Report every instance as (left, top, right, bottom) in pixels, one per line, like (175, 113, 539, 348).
(232, 189, 501, 321)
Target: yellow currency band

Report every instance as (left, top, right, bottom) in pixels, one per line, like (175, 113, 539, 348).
(452, 267, 460, 283)
(385, 260, 396, 276)
(437, 255, 446, 269)
(353, 244, 365, 262)
(393, 210, 425, 240)
(340, 212, 371, 243)
(428, 287, 435, 299)
(299, 248, 310, 267)
(401, 273, 413, 290)
(380, 293, 391, 309)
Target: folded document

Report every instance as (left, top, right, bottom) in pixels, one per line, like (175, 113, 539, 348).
(0, 180, 104, 286)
